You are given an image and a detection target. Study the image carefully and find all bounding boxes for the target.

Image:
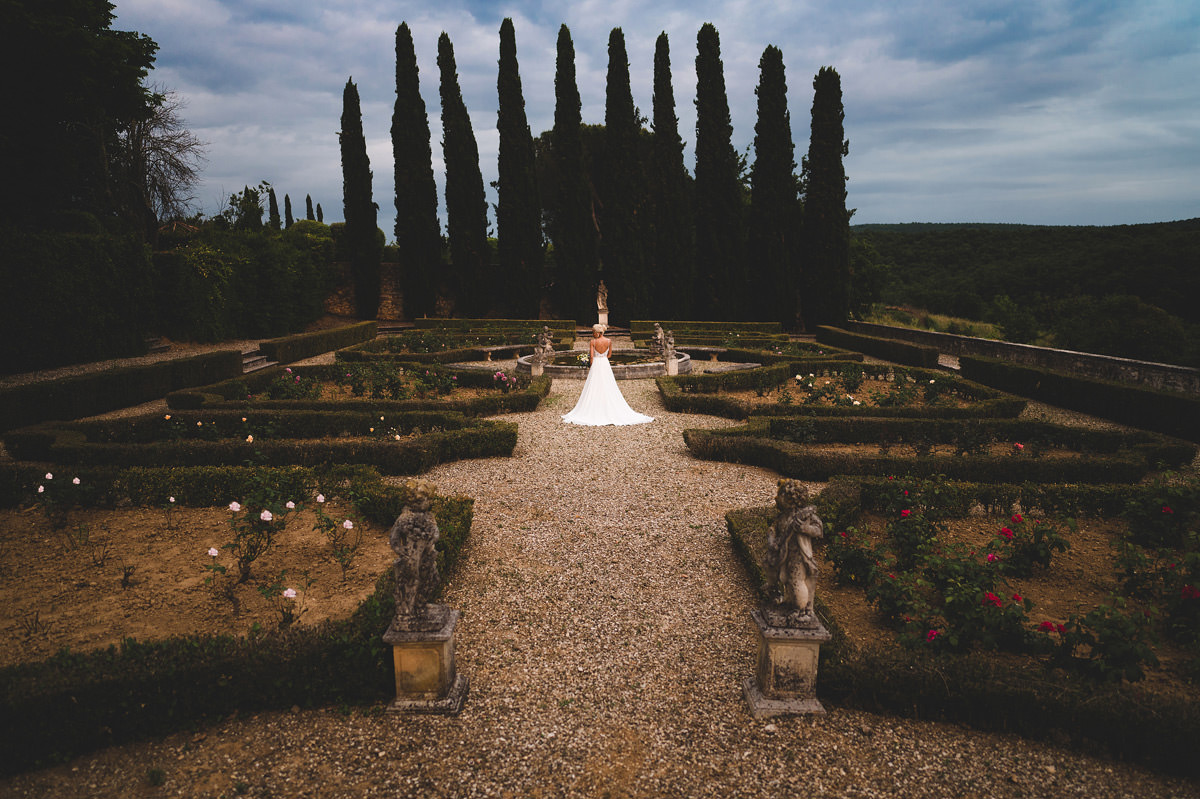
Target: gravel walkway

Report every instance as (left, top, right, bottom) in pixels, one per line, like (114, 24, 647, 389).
(4, 363, 1198, 797)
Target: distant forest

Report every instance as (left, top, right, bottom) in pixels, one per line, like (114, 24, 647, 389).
(853, 218, 1200, 367)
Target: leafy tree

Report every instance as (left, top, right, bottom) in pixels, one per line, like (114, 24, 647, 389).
(339, 78, 381, 319)
(548, 24, 599, 323)
(599, 27, 650, 322)
(438, 32, 489, 316)
(284, 194, 294, 228)
(393, 22, 442, 319)
(496, 18, 544, 318)
(801, 66, 850, 329)
(749, 45, 799, 326)
(306, 194, 315, 221)
(2, 0, 158, 229)
(226, 185, 264, 231)
(267, 186, 281, 231)
(694, 23, 746, 319)
(649, 32, 695, 320)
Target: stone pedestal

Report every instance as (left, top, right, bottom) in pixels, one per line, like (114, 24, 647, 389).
(743, 608, 830, 717)
(383, 605, 468, 714)
(531, 361, 544, 377)
(598, 311, 609, 327)
(666, 357, 679, 376)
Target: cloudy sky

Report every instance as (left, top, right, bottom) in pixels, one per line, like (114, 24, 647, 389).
(113, 0, 1199, 237)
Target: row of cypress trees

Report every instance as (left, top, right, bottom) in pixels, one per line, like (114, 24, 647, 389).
(341, 21, 848, 329)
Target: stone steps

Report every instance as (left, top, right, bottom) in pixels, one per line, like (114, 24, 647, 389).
(241, 348, 277, 374)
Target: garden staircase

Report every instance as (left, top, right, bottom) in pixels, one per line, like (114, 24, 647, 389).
(241, 347, 276, 374)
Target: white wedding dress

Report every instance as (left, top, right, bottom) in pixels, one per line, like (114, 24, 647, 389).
(561, 350, 654, 426)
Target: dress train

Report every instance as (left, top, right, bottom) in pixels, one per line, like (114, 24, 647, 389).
(561, 352, 654, 426)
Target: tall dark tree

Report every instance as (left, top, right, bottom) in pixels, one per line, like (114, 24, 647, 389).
(284, 193, 294, 228)
(496, 18, 544, 318)
(393, 22, 442, 319)
(749, 45, 799, 325)
(438, 32, 489, 316)
(694, 23, 746, 319)
(549, 24, 598, 323)
(267, 186, 281, 230)
(2, 0, 158, 229)
(801, 66, 850, 329)
(305, 194, 315, 221)
(339, 77, 381, 319)
(599, 27, 649, 322)
(649, 32, 695, 320)
(316, 203, 323, 223)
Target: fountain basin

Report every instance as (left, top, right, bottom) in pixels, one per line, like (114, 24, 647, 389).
(515, 351, 691, 379)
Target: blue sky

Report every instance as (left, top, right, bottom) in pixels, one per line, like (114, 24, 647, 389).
(113, 0, 1200, 237)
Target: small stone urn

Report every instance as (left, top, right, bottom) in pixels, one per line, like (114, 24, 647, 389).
(744, 479, 831, 717)
(382, 479, 468, 714)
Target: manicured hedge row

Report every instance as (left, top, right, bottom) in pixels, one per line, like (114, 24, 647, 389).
(413, 318, 576, 332)
(816, 326, 941, 368)
(726, 507, 1200, 779)
(763, 417, 1195, 467)
(338, 340, 570, 364)
(5, 415, 518, 475)
(259, 321, 377, 364)
(630, 320, 784, 334)
(165, 365, 550, 416)
(825, 475, 1190, 520)
(657, 366, 1026, 421)
(0, 350, 243, 433)
(684, 427, 1151, 483)
(0, 474, 473, 777)
(960, 355, 1200, 442)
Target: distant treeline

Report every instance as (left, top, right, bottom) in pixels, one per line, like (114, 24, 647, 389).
(854, 219, 1200, 367)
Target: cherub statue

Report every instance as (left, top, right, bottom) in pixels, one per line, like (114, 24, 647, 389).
(648, 323, 665, 360)
(664, 330, 676, 362)
(766, 479, 824, 626)
(389, 479, 441, 626)
(533, 325, 555, 364)
(596, 280, 608, 312)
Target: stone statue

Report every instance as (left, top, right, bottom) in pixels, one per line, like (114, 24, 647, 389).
(388, 479, 444, 629)
(664, 330, 676, 363)
(533, 325, 555, 364)
(596, 280, 608, 312)
(765, 479, 824, 627)
(648, 323, 665, 360)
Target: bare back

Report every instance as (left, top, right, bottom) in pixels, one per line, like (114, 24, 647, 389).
(590, 335, 612, 358)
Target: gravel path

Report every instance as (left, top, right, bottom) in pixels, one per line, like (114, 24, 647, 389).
(4, 360, 1198, 797)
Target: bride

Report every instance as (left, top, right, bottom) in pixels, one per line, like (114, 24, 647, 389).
(562, 324, 654, 426)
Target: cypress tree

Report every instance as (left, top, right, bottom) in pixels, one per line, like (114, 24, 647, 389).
(267, 186, 281, 230)
(801, 66, 850, 329)
(284, 193, 294, 228)
(316, 203, 323, 223)
(600, 27, 649, 322)
(650, 32, 695, 319)
(549, 24, 598, 323)
(339, 77, 381, 319)
(749, 45, 799, 325)
(694, 23, 746, 320)
(496, 18, 544, 318)
(438, 32, 489, 316)
(393, 22, 442, 319)
(306, 194, 315, 221)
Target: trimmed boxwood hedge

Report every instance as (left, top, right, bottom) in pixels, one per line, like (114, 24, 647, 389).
(0, 470, 472, 777)
(658, 365, 1026, 420)
(816, 326, 941, 368)
(4, 411, 518, 476)
(165, 365, 550, 417)
(726, 507, 1200, 779)
(338, 339, 571, 365)
(413, 318, 576, 332)
(684, 424, 1154, 483)
(960, 355, 1200, 443)
(259, 321, 377, 364)
(0, 350, 243, 433)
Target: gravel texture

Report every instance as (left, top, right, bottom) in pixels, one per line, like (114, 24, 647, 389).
(3, 345, 1198, 797)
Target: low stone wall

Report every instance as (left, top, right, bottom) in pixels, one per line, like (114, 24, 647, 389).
(845, 321, 1200, 395)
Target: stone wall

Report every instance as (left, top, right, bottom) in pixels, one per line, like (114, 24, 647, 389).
(845, 321, 1200, 395)
(324, 262, 406, 320)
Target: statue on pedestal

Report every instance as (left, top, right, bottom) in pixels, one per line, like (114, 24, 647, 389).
(765, 479, 824, 628)
(596, 280, 608, 313)
(648, 323, 665, 360)
(532, 325, 555, 365)
(664, 330, 676, 363)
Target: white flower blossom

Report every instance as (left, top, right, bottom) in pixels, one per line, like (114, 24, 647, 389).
(229, 501, 242, 512)
(283, 588, 297, 599)
(169, 496, 175, 503)
(246, 435, 254, 443)
(207, 547, 219, 557)
(343, 520, 354, 530)
(45, 472, 53, 480)
(72, 477, 80, 485)
(286, 501, 295, 510)
(37, 485, 44, 493)
(260, 509, 273, 522)
(316, 494, 325, 503)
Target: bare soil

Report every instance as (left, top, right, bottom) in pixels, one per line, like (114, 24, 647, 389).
(0, 501, 391, 668)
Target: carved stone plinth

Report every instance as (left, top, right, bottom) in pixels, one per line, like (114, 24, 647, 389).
(531, 361, 544, 377)
(383, 605, 468, 714)
(598, 311, 609, 327)
(743, 608, 830, 718)
(666, 357, 679, 376)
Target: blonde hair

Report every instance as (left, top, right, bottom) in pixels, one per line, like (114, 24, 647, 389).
(592, 323, 607, 334)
